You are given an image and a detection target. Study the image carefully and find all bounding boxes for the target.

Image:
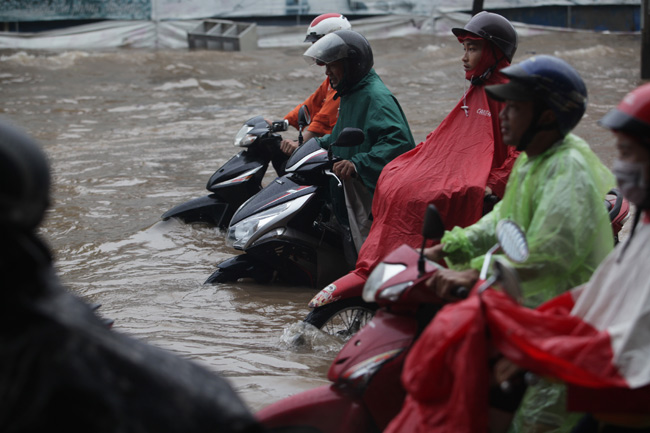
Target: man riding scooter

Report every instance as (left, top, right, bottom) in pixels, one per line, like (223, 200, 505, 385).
(496, 83, 650, 433)
(280, 13, 351, 150)
(301, 29, 415, 249)
(503, 82, 650, 433)
(393, 55, 616, 433)
(386, 82, 650, 433)
(305, 12, 521, 336)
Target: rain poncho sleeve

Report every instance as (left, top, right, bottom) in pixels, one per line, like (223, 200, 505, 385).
(441, 133, 615, 308)
(317, 69, 415, 194)
(284, 77, 339, 136)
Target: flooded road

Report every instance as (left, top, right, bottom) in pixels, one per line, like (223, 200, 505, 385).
(0, 28, 641, 412)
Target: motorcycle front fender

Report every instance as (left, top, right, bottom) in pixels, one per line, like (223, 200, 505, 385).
(308, 272, 366, 309)
(204, 254, 274, 285)
(256, 384, 375, 433)
(161, 194, 229, 227)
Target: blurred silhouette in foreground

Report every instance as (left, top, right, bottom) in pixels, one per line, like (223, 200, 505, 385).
(0, 117, 263, 433)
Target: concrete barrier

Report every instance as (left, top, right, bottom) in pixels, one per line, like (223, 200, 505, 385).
(187, 19, 258, 51)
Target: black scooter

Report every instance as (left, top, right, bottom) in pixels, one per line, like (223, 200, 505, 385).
(205, 127, 365, 288)
(161, 115, 303, 229)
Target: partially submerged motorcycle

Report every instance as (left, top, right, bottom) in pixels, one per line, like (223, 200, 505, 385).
(305, 188, 630, 339)
(161, 114, 306, 229)
(256, 205, 530, 432)
(205, 127, 365, 288)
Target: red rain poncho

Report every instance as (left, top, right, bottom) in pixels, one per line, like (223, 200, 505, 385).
(337, 47, 519, 291)
(385, 214, 650, 432)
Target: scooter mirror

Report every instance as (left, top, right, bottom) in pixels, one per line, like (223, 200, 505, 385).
(492, 258, 523, 304)
(298, 105, 311, 128)
(332, 127, 364, 148)
(271, 119, 289, 132)
(496, 220, 529, 263)
(422, 204, 445, 240)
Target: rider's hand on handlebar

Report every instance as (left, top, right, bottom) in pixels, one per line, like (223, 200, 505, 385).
(280, 139, 299, 156)
(424, 244, 445, 263)
(426, 268, 479, 302)
(493, 357, 523, 385)
(332, 160, 357, 181)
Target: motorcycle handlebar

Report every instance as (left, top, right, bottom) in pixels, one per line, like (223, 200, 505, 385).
(271, 119, 289, 132)
(324, 169, 343, 188)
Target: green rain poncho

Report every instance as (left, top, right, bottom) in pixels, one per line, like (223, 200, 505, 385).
(442, 133, 615, 308)
(441, 133, 616, 432)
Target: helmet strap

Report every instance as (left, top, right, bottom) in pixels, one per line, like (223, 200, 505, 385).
(332, 60, 356, 99)
(515, 102, 555, 151)
(471, 45, 505, 86)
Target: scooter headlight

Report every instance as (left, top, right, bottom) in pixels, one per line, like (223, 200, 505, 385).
(227, 202, 291, 249)
(234, 125, 255, 147)
(226, 195, 312, 250)
(362, 262, 408, 303)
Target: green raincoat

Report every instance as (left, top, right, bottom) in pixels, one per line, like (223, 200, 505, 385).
(442, 133, 614, 307)
(441, 133, 615, 433)
(317, 69, 415, 222)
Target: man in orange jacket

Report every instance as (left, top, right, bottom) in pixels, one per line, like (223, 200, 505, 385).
(280, 13, 351, 155)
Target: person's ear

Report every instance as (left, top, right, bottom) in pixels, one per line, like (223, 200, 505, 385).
(537, 109, 557, 130)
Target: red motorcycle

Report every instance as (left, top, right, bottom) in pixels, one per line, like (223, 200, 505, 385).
(305, 189, 630, 340)
(256, 205, 529, 433)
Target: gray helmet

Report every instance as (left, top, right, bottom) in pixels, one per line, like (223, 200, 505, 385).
(0, 118, 50, 233)
(303, 30, 373, 95)
(452, 11, 518, 62)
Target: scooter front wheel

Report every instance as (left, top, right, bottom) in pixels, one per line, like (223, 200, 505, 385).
(304, 297, 377, 341)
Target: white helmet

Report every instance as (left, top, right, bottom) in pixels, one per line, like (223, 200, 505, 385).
(304, 13, 352, 43)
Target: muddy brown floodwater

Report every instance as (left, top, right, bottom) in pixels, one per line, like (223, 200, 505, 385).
(0, 27, 642, 412)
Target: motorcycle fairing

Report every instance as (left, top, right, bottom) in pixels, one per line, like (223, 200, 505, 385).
(328, 309, 417, 384)
(309, 245, 440, 309)
(256, 385, 377, 433)
(229, 175, 317, 226)
(285, 138, 330, 173)
(328, 309, 416, 429)
(161, 194, 229, 226)
(206, 151, 268, 193)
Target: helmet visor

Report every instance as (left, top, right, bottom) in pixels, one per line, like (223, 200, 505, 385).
(303, 32, 349, 66)
(599, 107, 650, 138)
(304, 32, 321, 43)
(485, 79, 536, 102)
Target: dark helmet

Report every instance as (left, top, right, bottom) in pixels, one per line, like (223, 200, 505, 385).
(485, 55, 588, 136)
(0, 118, 51, 233)
(303, 30, 373, 95)
(599, 83, 650, 143)
(452, 11, 518, 62)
